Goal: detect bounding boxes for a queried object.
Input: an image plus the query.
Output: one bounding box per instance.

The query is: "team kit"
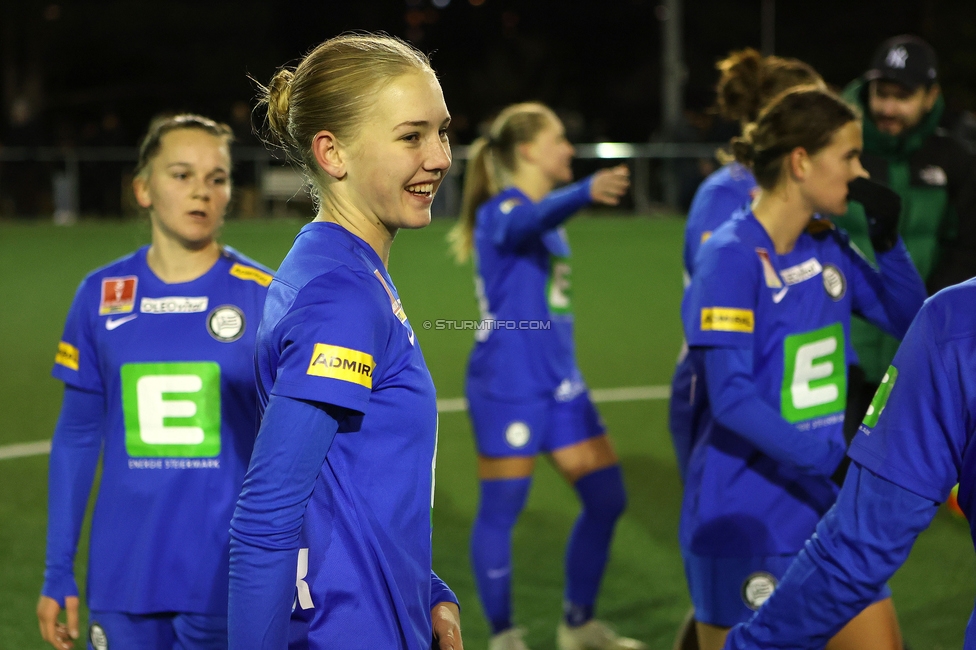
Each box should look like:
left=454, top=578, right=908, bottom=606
left=37, top=32, right=976, bottom=650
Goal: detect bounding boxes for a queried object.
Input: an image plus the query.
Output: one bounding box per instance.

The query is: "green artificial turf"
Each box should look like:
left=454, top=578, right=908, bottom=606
left=0, top=216, right=972, bottom=648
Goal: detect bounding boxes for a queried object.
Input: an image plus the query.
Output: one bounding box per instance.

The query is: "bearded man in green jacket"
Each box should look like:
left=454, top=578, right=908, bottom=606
left=837, top=35, right=976, bottom=439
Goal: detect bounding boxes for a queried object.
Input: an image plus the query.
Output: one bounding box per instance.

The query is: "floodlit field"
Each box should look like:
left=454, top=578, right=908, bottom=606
left=0, top=216, right=973, bottom=648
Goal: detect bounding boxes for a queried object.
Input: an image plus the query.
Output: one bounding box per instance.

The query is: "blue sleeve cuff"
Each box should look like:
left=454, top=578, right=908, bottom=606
left=430, top=570, right=459, bottom=611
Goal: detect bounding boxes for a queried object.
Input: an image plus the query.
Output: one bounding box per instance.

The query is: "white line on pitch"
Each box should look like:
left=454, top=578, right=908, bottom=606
left=435, top=384, right=670, bottom=414
left=0, top=384, right=671, bottom=461
left=0, top=440, right=52, bottom=461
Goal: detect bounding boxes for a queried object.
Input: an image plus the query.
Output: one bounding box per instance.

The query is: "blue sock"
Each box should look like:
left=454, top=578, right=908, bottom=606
left=471, top=476, right=532, bottom=635
left=564, top=465, right=627, bottom=626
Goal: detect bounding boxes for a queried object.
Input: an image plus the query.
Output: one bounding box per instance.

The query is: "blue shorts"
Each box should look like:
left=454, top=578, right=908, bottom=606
left=467, top=388, right=606, bottom=458
left=681, top=549, right=893, bottom=628
left=88, top=611, right=227, bottom=650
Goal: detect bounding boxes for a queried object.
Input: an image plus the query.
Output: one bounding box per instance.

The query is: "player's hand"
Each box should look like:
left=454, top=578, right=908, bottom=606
left=590, top=165, right=630, bottom=206
left=431, top=600, right=463, bottom=650
left=847, top=176, right=901, bottom=252
left=37, top=595, right=79, bottom=650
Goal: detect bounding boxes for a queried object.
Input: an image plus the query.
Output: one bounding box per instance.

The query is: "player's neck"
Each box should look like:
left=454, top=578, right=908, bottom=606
left=314, top=193, right=395, bottom=268
left=510, top=166, right=554, bottom=202
left=146, top=236, right=222, bottom=284
left=751, top=188, right=813, bottom=255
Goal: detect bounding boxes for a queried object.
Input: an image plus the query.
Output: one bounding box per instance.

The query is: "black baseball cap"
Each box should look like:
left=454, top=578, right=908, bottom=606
left=865, top=36, right=938, bottom=89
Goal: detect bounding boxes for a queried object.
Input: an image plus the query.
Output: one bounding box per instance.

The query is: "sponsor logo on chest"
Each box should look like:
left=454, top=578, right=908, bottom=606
left=140, top=296, right=209, bottom=314
left=778, top=258, right=823, bottom=286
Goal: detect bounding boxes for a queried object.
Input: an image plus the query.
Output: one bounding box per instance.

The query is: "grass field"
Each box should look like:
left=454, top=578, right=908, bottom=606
left=1, top=216, right=974, bottom=649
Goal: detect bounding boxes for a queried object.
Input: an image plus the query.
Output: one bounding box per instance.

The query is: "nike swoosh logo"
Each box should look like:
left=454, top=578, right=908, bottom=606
left=486, top=567, right=511, bottom=579
left=772, top=287, right=789, bottom=303
left=105, top=315, right=138, bottom=330
left=407, top=329, right=415, bottom=346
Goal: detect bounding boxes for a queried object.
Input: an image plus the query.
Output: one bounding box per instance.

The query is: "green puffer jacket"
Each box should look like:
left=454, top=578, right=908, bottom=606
left=834, top=78, right=976, bottom=383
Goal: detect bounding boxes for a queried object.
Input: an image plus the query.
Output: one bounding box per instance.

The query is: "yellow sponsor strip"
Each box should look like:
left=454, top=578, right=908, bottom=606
left=306, top=344, right=375, bottom=388
left=55, top=341, right=80, bottom=371
left=229, top=263, right=273, bottom=287
left=700, top=307, right=754, bottom=333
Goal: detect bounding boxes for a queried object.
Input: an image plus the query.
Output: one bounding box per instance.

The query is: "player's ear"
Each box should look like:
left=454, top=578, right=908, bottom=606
left=788, top=147, right=809, bottom=181
left=312, top=130, right=346, bottom=180
left=133, top=175, right=152, bottom=209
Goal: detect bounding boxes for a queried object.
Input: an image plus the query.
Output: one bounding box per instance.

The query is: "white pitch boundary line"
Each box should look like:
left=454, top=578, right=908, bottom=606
left=0, top=440, right=52, bottom=461
left=0, top=384, right=671, bottom=461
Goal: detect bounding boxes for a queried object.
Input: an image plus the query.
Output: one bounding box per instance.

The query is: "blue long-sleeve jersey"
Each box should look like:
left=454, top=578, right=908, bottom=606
left=670, top=163, right=757, bottom=481
left=466, top=177, right=594, bottom=402
left=44, top=246, right=271, bottom=615
left=725, top=279, right=976, bottom=649
left=680, top=209, right=926, bottom=557
left=229, top=222, right=455, bottom=649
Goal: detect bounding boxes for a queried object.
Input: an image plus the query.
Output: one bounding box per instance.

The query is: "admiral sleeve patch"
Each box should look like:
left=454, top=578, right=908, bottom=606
left=229, top=263, right=273, bottom=287
left=55, top=341, right=80, bottom=371
left=700, top=307, right=755, bottom=333
left=306, top=344, right=375, bottom=388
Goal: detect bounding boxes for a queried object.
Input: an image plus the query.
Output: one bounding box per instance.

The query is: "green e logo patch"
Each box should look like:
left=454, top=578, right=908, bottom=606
left=862, top=365, right=898, bottom=428
left=781, top=323, right=846, bottom=423
left=121, top=362, right=221, bottom=457
left=547, top=257, right=572, bottom=315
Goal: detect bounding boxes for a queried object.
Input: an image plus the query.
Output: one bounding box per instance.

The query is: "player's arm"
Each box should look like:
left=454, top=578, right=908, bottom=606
left=703, top=347, right=846, bottom=477
left=228, top=395, right=343, bottom=649
left=723, top=463, right=938, bottom=650
left=846, top=238, right=926, bottom=339
left=493, top=166, right=629, bottom=250
left=38, top=385, right=103, bottom=650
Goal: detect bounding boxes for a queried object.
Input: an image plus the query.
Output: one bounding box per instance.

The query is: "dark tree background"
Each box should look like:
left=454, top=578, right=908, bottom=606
left=3, top=0, right=975, bottom=145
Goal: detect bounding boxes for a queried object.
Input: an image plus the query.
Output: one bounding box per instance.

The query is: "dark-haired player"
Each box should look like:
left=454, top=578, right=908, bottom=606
left=680, top=87, right=925, bottom=650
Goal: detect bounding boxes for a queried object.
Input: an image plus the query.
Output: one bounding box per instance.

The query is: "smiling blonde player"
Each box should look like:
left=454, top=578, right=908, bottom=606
left=228, top=34, right=462, bottom=650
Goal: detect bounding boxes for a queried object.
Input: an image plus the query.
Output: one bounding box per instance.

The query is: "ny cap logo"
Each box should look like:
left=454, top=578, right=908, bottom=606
left=886, top=46, right=909, bottom=69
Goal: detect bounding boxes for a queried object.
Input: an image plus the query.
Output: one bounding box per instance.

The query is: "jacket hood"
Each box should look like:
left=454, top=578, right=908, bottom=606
left=843, top=77, right=944, bottom=157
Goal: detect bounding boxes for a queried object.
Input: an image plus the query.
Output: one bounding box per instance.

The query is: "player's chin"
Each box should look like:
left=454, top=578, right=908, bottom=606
left=397, top=207, right=433, bottom=230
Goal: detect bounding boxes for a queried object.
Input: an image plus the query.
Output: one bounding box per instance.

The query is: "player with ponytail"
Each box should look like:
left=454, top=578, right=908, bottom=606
left=451, top=102, right=640, bottom=650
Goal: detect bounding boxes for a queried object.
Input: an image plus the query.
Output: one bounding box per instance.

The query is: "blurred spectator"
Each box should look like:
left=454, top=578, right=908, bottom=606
left=834, top=35, right=976, bottom=440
